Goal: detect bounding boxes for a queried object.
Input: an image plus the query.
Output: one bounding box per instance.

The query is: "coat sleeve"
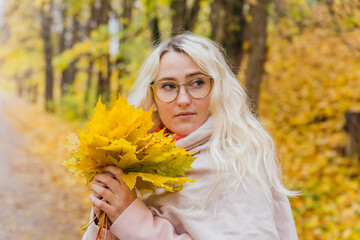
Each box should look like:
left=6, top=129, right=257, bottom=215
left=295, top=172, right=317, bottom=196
left=109, top=198, right=193, bottom=240
left=82, top=199, right=193, bottom=240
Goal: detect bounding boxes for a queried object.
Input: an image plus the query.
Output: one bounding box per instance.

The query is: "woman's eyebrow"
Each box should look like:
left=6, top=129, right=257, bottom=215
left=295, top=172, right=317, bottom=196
left=156, top=72, right=207, bottom=82
left=186, top=71, right=207, bottom=77
left=156, top=77, right=176, bottom=82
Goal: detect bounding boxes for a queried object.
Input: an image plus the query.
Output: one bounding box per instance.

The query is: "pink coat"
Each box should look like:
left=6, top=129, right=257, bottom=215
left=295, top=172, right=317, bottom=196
left=82, top=117, right=298, bottom=240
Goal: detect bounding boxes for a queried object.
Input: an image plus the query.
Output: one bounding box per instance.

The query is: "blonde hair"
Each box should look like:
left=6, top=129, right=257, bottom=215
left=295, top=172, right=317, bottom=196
left=127, top=32, right=297, bottom=200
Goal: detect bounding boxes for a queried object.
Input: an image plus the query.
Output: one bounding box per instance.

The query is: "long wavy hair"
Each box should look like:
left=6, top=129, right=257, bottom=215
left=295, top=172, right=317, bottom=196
left=127, top=32, right=297, bottom=200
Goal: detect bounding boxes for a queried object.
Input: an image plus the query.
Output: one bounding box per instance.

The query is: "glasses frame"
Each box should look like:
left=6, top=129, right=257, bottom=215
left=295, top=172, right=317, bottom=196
left=150, top=76, right=213, bottom=103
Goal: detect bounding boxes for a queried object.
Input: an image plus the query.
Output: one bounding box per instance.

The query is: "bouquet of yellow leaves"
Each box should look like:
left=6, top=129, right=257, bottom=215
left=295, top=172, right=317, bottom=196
left=63, top=96, right=196, bottom=239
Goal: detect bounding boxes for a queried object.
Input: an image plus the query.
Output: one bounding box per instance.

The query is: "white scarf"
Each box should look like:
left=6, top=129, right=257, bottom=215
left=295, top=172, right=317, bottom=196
left=141, top=116, right=298, bottom=240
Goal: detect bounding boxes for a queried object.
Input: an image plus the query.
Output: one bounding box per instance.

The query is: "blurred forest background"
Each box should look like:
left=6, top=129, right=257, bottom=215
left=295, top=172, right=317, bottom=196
left=0, top=0, right=360, bottom=239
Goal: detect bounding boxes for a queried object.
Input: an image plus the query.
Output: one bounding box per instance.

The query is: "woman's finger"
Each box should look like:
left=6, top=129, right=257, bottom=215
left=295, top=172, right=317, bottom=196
left=89, top=193, right=102, bottom=215
left=89, top=194, right=112, bottom=214
left=102, top=166, right=124, bottom=183
left=103, top=171, right=115, bottom=179
left=94, top=173, right=121, bottom=195
left=92, top=191, right=102, bottom=199
left=93, top=180, right=107, bottom=188
left=90, top=183, right=115, bottom=203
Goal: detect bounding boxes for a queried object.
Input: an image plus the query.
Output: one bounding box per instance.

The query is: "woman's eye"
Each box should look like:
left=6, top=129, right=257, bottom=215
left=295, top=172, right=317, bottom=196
left=190, top=79, right=205, bottom=87
left=161, top=82, right=177, bottom=90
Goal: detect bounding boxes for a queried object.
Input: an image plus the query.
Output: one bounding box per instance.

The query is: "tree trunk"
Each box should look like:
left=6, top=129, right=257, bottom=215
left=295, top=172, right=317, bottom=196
left=85, top=61, right=94, bottom=99
left=41, top=1, right=54, bottom=112
left=171, top=0, right=186, bottom=34
left=15, top=76, right=23, bottom=97
left=29, top=85, right=38, bottom=104
left=114, top=0, right=134, bottom=95
left=245, top=0, right=270, bottom=115
left=69, top=13, right=80, bottom=82
left=184, top=0, right=200, bottom=31
left=97, top=54, right=111, bottom=103
left=58, top=4, right=68, bottom=94
left=84, top=0, right=96, bottom=108
left=171, top=0, right=201, bottom=35
left=24, top=69, right=35, bottom=103
left=94, top=0, right=111, bottom=103
left=344, top=111, right=360, bottom=159
left=122, top=0, right=134, bottom=29
left=210, top=0, right=246, bottom=74
left=60, top=12, right=80, bottom=96
left=150, top=17, right=161, bottom=46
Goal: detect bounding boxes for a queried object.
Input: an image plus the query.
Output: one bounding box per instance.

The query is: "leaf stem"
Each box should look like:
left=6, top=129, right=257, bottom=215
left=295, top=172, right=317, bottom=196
left=82, top=211, right=102, bottom=230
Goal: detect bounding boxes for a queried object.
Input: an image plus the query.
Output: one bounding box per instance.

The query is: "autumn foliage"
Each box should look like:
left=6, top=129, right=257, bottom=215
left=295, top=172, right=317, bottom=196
left=259, top=27, right=360, bottom=239
left=1, top=0, right=360, bottom=239
left=64, top=96, right=196, bottom=193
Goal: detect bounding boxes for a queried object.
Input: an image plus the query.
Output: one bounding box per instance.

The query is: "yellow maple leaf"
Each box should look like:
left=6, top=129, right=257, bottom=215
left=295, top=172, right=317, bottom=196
left=121, top=172, right=196, bottom=193
left=65, top=132, right=79, bottom=152
left=63, top=95, right=196, bottom=192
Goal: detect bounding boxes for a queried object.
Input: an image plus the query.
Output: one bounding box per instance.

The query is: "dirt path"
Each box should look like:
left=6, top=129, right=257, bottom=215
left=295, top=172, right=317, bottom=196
left=0, top=95, right=90, bottom=240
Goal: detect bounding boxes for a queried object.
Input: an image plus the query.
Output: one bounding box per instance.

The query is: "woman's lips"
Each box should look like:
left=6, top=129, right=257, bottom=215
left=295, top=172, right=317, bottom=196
left=175, top=112, right=195, bottom=118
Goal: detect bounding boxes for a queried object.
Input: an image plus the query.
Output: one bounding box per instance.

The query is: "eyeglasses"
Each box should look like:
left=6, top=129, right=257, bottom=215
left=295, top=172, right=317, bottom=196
left=150, top=76, right=213, bottom=103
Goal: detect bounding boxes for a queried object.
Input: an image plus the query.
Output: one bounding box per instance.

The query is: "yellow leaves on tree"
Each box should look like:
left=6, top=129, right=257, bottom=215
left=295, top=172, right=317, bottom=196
left=63, top=96, right=196, bottom=193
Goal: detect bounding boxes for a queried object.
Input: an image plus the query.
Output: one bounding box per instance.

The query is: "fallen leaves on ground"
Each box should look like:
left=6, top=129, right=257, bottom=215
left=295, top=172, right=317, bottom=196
left=260, top=28, right=360, bottom=239
left=1, top=94, right=91, bottom=238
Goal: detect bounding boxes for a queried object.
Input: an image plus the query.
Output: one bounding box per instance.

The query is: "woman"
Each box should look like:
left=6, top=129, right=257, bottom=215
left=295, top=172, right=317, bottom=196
left=83, top=32, right=298, bottom=239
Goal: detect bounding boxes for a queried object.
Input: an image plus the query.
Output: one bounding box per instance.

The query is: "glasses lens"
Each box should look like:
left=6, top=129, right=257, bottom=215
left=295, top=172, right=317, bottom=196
left=187, top=77, right=212, bottom=99
left=154, top=82, right=178, bottom=102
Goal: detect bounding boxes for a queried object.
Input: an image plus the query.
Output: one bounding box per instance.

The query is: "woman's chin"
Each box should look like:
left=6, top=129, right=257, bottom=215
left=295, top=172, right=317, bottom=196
left=172, top=125, right=198, bottom=136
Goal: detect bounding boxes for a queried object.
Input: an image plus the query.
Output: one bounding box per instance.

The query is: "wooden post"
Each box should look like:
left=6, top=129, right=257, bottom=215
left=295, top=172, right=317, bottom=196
left=344, top=111, right=360, bottom=159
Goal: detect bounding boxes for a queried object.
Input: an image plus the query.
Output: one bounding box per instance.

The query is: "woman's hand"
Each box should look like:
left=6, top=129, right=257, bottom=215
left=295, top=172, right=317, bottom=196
left=89, top=166, right=137, bottom=224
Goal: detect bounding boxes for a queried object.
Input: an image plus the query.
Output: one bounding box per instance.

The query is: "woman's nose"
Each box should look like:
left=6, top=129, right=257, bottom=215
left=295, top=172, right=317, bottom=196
left=176, top=85, right=191, bottom=107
